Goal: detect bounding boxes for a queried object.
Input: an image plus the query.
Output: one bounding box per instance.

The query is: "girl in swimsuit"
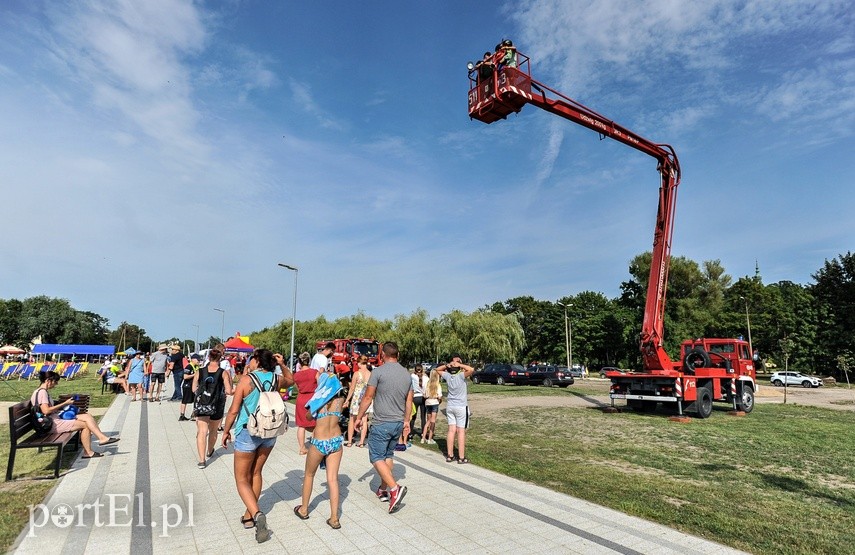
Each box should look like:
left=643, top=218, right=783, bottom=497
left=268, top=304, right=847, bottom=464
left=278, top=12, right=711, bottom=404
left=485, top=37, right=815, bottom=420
left=294, top=371, right=350, bottom=529
left=343, top=355, right=371, bottom=447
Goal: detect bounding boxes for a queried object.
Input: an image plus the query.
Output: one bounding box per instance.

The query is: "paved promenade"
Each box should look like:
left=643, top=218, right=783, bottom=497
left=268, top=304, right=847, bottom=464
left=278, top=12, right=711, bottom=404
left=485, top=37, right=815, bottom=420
left=11, top=392, right=746, bottom=554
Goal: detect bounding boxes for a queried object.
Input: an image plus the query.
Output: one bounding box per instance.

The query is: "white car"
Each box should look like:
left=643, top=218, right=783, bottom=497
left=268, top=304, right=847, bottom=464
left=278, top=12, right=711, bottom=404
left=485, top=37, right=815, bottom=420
left=770, top=371, right=822, bottom=388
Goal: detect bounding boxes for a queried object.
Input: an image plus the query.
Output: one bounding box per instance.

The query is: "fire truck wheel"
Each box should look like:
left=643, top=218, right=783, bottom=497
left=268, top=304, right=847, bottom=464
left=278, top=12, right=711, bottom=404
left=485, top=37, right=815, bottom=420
left=696, top=386, right=713, bottom=419
left=737, top=384, right=755, bottom=413
left=684, top=348, right=711, bottom=373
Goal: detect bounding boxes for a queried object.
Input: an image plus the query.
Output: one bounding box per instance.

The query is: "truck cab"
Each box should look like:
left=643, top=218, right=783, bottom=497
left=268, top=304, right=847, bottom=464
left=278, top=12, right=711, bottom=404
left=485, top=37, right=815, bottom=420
left=679, top=338, right=755, bottom=378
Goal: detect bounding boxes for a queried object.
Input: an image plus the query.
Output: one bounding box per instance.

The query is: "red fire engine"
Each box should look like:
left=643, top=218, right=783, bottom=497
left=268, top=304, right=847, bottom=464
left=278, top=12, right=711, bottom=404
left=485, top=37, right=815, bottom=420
left=468, top=49, right=756, bottom=418
left=315, top=338, right=382, bottom=375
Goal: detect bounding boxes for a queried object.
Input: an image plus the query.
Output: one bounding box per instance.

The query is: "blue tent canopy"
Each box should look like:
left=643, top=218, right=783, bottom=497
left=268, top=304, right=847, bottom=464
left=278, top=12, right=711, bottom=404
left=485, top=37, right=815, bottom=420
left=31, top=344, right=116, bottom=355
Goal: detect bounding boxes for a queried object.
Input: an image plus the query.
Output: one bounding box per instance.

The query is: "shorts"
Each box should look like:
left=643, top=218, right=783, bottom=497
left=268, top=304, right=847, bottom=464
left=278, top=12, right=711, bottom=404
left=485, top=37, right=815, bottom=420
left=367, top=421, right=403, bottom=464
left=150, top=373, right=165, bottom=384
left=446, top=406, right=470, bottom=428
left=181, top=384, right=195, bottom=404
left=233, top=427, right=276, bottom=453
left=425, top=404, right=440, bottom=414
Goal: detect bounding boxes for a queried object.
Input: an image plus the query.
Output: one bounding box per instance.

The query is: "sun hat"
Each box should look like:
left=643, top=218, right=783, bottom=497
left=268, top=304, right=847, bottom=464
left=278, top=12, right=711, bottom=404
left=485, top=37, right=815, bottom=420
left=170, top=344, right=180, bottom=351
left=157, top=343, right=167, bottom=351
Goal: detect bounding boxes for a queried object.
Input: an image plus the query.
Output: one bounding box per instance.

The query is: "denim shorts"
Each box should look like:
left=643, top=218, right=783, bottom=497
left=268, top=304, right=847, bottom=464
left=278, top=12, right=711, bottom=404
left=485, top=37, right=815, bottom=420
left=233, top=427, right=276, bottom=453
left=368, top=421, right=403, bottom=464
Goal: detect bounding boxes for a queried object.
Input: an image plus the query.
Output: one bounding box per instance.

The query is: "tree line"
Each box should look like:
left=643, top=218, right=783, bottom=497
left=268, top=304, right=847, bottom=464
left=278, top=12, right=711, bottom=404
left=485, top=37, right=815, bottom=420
left=3, top=251, right=853, bottom=375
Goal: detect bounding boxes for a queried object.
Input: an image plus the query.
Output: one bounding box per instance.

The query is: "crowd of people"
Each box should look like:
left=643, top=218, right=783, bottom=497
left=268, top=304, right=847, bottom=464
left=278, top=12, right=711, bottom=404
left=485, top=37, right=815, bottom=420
left=55, top=340, right=476, bottom=544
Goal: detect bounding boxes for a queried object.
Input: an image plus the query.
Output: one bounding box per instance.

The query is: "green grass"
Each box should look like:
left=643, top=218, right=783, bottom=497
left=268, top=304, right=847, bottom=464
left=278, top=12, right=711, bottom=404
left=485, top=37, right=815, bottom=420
left=424, top=399, right=855, bottom=555
left=0, top=366, right=115, bottom=408
left=0, top=366, right=115, bottom=552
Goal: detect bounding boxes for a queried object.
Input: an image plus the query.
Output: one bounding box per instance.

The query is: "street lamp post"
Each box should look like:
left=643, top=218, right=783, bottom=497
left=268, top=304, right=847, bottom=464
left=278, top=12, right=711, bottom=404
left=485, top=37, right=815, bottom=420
left=740, top=296, right=753, bottom=355
left=213, top=308, right=225, bottom=344
left=557, top=302, right=573, bottom=374
left=278, top=263, right=298, bottom=368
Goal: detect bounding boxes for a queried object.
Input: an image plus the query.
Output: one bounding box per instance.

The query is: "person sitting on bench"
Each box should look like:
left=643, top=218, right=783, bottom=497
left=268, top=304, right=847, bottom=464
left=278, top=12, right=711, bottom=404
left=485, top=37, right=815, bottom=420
left=32, top=371, right=120, bottom=459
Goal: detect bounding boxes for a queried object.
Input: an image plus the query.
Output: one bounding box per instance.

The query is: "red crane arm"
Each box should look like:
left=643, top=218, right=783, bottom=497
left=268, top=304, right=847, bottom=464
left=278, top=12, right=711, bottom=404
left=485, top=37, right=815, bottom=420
left=468, top=58, right=680, bottom=372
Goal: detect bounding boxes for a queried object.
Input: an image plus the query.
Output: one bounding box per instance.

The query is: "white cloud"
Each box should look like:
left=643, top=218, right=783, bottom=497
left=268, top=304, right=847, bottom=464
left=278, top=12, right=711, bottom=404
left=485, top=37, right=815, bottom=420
left=512, top=0, right=853, bottom=140
left=289, top=78, right=346, bottom=130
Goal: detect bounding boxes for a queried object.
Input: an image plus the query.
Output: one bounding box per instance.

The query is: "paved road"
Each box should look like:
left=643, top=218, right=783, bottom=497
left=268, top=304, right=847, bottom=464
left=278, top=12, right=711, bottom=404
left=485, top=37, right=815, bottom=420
left=11, top=391, right=746, bottom=554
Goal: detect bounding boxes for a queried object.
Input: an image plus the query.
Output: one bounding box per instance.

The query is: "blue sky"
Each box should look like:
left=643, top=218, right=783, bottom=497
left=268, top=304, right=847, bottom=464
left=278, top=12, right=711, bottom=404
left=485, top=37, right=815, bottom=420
left=1, top=0, right=852, bottom=342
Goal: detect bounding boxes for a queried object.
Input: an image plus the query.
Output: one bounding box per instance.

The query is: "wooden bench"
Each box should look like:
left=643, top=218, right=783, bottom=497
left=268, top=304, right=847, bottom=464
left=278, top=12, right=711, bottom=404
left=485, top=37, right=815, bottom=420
left=6, top=393, right=91, bottom=481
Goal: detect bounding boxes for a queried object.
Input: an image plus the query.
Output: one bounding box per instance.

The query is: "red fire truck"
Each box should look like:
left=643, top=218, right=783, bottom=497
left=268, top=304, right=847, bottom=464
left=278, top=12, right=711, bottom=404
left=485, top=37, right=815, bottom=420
left=468, top=50, right=756, bottom=418
left=315, top=338, right=382, bottom=375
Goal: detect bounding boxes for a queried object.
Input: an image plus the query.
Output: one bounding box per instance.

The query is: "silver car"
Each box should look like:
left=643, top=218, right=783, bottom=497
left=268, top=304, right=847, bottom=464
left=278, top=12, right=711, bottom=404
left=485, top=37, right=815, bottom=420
left=770, top=371, right=822, bottom=388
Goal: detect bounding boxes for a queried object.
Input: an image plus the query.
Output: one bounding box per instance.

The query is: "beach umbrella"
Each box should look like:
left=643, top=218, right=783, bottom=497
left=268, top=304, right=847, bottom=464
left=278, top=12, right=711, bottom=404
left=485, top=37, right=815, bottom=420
left=0, top=345, right=26, bottom=355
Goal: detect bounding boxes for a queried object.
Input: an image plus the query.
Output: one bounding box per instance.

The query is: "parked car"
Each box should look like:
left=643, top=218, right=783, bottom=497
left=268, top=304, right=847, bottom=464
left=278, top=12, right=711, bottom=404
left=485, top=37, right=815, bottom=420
left=566, top=365, right=585, bottom=378
left=531, top=365, right=574, bottom=387
left=472, top=363, right=530, bottom=385
left=599, top=366, right=620, bottom=378
left=770, top=371, right=823, bottom=388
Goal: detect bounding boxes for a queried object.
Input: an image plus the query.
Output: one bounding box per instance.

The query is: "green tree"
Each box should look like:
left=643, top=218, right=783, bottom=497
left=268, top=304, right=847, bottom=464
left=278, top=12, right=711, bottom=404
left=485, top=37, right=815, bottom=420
left=810, top=252, right=855, bottom=375
left=393, top=309, right=435, bottom=364
left=108, top=322, right=153, bottom=352
left=489, top=296, right=555, bottom=363
left=0, top=298, right=23, bottom=345
left=16, top=296, right=110, bottom=345
left=437, top=309, right=524, bottom=364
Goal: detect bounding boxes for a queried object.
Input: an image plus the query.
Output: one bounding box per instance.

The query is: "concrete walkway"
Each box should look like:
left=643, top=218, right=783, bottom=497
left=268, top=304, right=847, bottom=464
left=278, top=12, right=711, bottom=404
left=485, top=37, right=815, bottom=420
left=11, top=391, right=746, bottom=555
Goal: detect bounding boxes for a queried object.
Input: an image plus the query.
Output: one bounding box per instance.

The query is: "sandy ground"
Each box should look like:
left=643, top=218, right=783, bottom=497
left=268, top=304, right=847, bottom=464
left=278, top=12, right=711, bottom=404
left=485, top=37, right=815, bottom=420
left=468, top=378, right=855, bottom=415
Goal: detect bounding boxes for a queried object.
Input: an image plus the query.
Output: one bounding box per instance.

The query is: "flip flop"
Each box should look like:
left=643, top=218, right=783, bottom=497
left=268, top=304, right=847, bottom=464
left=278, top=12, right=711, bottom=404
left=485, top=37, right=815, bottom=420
left=82, top=452, right=103, bottom=459
left=254, top=511, right=271, bottom=543
left=445, top=455, right=455, bottom=463
left=326, top=518, right=341, bottom=529
left=240, top=515, right=255, bottom=529
left=293, top=505, right=309, bottom=520
left=101, top=437, right=120, bottom=446
left=458, top=457, right=470, bottom=464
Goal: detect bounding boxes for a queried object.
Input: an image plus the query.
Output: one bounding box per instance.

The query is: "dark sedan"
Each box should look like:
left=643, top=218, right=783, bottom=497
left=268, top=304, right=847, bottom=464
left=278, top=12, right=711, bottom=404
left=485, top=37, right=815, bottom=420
left=530, top=365, right=574, bottom=387
left=472, top=363, right=531, bottom=385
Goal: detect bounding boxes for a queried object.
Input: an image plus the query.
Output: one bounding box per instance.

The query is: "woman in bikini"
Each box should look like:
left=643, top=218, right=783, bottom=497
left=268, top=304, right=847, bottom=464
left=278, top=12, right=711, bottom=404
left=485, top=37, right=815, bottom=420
left=293, top=371, right=349, bottom=529
left=343, top=355, right=371, bottom=447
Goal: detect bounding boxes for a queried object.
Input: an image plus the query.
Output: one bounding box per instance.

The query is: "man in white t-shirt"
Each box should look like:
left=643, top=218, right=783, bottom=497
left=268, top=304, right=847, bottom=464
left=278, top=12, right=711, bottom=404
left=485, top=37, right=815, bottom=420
left=311, top=342, right=335, bottom=371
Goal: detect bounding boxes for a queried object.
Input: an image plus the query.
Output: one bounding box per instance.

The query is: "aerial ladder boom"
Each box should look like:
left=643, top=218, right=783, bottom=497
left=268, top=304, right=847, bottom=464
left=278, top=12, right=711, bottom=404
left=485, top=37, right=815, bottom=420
left=468, top=53, right=680, bottom=373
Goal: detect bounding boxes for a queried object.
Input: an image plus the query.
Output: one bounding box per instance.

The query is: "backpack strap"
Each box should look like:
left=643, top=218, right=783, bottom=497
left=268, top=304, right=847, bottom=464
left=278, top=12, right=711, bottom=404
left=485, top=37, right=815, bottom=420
left=248, top=372, right=274, bottom=392
left=241, top=372, right=273, bottom=420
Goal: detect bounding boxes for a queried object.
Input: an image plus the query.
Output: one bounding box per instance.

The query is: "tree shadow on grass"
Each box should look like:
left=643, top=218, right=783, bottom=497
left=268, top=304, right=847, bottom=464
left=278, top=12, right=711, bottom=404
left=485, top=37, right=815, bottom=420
left=760, top=472, right=855, bottom=508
